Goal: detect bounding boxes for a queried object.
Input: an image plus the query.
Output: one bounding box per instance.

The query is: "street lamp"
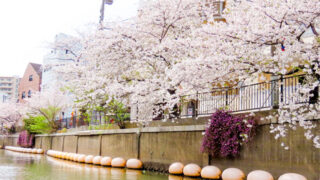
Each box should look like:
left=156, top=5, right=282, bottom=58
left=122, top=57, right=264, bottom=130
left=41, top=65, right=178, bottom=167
left=99, top=0, right=113, bottom=26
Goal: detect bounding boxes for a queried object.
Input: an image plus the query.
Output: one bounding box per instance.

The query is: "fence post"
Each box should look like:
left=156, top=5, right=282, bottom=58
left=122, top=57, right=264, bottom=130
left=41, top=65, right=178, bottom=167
left=239, top=86, right=243, bottom=110
left=73, top=116, right=76, bottom=128
left=178, top=96, right=182, bottom=119
left=271, top=75, right=279, bottom=109
left=280, top=75, right=284, bottom=103
left=225, top=89, right=229, bottom=107
left=195, top=92, right=199, bottom=118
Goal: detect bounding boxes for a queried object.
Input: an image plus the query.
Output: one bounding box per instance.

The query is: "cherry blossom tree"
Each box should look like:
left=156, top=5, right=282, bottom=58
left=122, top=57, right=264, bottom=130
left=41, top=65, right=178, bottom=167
left=56, top=0, right=319, bottom=146
left=0, top=102, right=23, bottom=134
left=24, top=89, right=72, bottom=131
left=183, top=0, right=320, bottom=148
left=61, top=0, right=217, bottom=123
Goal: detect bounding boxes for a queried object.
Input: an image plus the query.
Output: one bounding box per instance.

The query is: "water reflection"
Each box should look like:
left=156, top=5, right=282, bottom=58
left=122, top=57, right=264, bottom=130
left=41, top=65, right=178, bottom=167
left=168, top=175, right=184, bottom=180
left=168, top=175, right=199, bottom=180
left=0, top=150, right=168, bottom=180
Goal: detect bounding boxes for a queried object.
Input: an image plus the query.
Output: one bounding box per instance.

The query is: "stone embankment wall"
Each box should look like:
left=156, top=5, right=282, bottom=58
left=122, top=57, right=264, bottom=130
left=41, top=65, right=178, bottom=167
left=0, top=122, right=319, bottom=179
left=0, top=135, right=18, bottom=147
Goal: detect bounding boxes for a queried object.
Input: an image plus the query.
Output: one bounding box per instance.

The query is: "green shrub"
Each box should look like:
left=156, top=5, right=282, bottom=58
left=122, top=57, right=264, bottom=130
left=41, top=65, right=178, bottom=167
left=59, top=128, right=67, bottom=133
left=23, top=115, right=53, bottom=134
left=106, top=99, right=130, bottom=129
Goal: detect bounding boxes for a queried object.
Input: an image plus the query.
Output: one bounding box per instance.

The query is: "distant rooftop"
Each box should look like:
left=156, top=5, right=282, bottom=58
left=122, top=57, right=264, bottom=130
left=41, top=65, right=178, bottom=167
left=29, top=63, right=42, bottom=77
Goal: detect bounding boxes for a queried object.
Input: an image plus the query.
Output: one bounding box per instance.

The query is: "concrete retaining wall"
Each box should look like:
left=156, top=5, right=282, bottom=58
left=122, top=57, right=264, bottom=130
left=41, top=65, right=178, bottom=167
left=34, top=137, right=42, bottom=148
left=52, top=136, right=64, bottom=151
left=78, top=135, right=101, bottom=155
left=101, top=133, right=138, bottom=159
left=1, top=136, right=18, bottom=147
left=140, top=131, right=207, bottom=171
left=41, top=136, right=52, bottom=152
left=209, top=124, right=320, bottom=179
left=1, top=122, right=319, bottom=179
left=63, top=136, right=77, bottom=153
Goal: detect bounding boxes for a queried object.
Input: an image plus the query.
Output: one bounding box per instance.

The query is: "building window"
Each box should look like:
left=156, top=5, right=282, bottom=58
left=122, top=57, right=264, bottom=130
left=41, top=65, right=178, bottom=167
left=201, top=0, right=225, bottom=21
left=66, top=50, right=69, bottom=54
left=28, top=90, right=32, bottom=98
left=22, top=92, right=25, bottom=99
left=29, top=75, right=33, bottom=81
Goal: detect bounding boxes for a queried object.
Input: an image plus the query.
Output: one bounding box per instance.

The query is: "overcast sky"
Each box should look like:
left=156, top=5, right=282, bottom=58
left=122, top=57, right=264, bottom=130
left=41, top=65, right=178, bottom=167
left=0, top=0, right=139, bottom=77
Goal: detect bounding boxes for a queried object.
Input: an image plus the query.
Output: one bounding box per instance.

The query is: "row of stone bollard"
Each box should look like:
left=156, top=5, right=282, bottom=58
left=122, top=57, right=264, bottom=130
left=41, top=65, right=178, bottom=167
left=5, top=146, right=44, bottom=154
left=46, top=150, right=143, bottom=169
left=168, top=162, right=307, bottom=180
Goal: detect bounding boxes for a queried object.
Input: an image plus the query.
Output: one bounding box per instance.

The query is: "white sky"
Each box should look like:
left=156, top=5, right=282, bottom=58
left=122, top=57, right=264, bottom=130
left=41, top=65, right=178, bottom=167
left=0, top=0, right=139, bottom=77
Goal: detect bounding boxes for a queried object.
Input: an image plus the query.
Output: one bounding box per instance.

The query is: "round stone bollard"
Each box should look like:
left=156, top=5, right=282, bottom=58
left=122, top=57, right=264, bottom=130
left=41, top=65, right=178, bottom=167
left=37, top=149, right=43, bottom=154
left=63, top=153, right=69, bottom=159
left=278, top=173, right=307, bottom=180
left=100, top=157, right=112, bottom=166
left=52, top=151, right=58, bottom=157
left=57, top=152, right=63, bottom=159
left=169, top=162, right=184, bottom=175
left=183, top=164, right=201, bottom=177
left=247, top=170, right=274, bottom=180
left=85, top=155, right=94, bottom=164
left=46, top=150, right=52, bottom=156
left=126, top=159, right=143, bottom=169
left=111, top=157, right=126, bottom=168
left=93, top=156, right=102, bottom=165
left=66, top=153, right=72, bottom=160
left=221, top=168, right=245, bottom=180
left=201, top=166, right=221, bottom=179
left=70, top=153, right=76, bottom=161
left=77, top=154, right=86, bottom=163
left=73, top=154, right=80, bottom=161
left=67, top=153, right=73, bottom=160
left=61, top=152, right=67, bottom=159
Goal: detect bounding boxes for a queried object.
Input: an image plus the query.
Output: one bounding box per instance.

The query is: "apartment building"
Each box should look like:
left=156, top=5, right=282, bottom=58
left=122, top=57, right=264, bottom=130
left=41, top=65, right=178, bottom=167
left=0, top=76, right=20, bottom=101
left=0, top=92, right=9, bottom=103
left=42, top=33, right=81, bottom=90
left=42, top=33, right=81, bottom=119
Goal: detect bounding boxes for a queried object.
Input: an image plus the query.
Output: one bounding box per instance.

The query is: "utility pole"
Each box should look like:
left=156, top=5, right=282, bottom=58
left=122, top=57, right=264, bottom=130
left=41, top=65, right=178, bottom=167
left=99, top=0, right=113, bottom=27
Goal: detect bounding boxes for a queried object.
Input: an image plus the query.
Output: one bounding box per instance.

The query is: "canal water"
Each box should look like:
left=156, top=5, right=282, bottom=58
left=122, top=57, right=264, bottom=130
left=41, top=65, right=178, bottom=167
left=0, top=150, right=173, bottom=180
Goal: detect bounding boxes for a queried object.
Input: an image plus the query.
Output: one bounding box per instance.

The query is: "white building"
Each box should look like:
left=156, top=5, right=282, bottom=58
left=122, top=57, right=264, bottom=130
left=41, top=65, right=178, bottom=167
left=0, top=92, right=9, bottom=103
left=42, top=33, right=82, bottom=119
left=42, top=33, right=81, bottom=90
left=0, top=76, right=20, bottom=101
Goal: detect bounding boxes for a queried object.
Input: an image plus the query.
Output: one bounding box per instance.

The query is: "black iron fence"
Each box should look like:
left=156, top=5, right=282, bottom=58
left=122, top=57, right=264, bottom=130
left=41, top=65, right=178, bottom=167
left=180, top=75, right=316, bottom=117
left=56, top=113, right=131, bottom=130
left=55, top=116, right=87, bottom=130
left=57, top=75, right=318, bottom=129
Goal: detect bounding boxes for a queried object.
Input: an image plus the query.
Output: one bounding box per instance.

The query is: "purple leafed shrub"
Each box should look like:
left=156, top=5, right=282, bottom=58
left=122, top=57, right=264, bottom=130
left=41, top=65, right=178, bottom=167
left=201, top=110, right=256, bottom=157
left=17, top=130, right=34, bottom=148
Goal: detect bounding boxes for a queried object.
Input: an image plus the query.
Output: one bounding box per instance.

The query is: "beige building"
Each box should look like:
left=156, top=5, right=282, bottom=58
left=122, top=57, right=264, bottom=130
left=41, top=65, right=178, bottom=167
left=0, top=76, right=20, bottom=101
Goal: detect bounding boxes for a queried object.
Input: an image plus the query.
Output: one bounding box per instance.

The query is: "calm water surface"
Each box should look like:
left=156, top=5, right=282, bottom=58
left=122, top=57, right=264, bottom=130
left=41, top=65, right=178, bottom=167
left=0, top=150, right=173, bottom=180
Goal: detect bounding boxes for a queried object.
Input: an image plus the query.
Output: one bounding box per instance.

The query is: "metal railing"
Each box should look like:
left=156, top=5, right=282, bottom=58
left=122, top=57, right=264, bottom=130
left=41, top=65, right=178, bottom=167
left=180, top=75, right=317, bottom=117
left=56, top=75, right=318, bottom=129
left=56, top=116, right=87, bottom=130
left=56, top=113, right=131, bottom=130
